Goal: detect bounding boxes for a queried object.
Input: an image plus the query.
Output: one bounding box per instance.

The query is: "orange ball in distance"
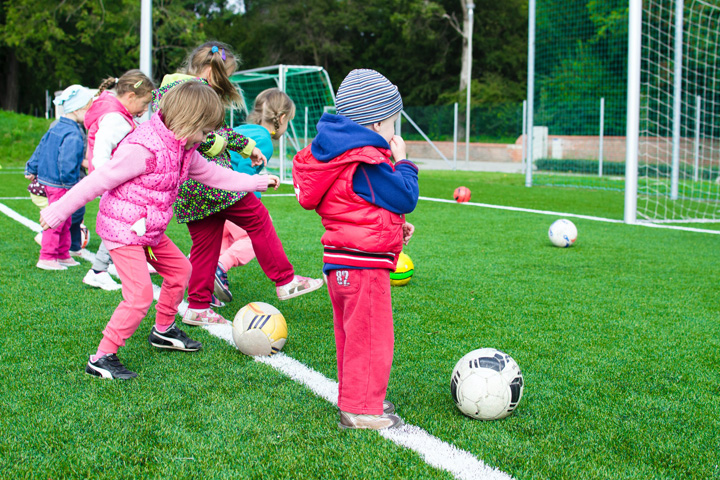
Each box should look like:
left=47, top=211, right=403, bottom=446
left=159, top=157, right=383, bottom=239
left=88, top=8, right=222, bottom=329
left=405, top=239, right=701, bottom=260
left=453, top=186, right=471, bottom=203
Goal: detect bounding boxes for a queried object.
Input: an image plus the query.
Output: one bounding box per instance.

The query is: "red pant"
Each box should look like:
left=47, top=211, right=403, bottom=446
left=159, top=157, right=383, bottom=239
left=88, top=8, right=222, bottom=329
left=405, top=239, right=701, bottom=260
left=328, top=268, right=394, bottom=415
left=186, top=193, right=294, bottom=310
left=98, top=235, right=190, bottom=354
left=40, top=186, right=71, bottom=260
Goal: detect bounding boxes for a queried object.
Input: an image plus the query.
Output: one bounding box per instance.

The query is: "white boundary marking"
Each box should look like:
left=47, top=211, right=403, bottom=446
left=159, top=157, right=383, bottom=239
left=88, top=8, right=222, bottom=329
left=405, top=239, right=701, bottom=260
left=0, top=201, right=513, bottom=480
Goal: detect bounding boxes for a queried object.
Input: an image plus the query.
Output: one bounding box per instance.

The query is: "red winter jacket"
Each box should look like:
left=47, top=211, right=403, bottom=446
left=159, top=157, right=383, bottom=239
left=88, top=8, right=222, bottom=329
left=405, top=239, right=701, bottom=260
left=293, top=144, right=404, bottom=270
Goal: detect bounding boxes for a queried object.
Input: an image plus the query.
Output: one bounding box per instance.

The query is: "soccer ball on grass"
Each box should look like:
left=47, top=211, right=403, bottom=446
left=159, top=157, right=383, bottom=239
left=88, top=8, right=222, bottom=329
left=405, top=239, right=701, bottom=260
left=232, top=302, right=287, bottom=356
left=548, top=219, right=577, bottom=248
left=450, top=348, right=524, bottom=420
left=390, top=251, right=414, bottom=286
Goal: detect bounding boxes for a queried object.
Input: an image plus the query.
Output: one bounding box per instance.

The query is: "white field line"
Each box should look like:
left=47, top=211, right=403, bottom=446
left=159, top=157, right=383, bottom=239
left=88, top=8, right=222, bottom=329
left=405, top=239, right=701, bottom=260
left=419, top=196, right=720, bottom=235
left=1, top=201, right=514, bottom=480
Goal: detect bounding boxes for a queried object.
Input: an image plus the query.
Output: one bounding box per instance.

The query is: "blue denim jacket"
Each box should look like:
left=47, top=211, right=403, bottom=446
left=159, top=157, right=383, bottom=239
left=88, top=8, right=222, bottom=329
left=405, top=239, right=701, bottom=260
left=25, top=117, right=85, bottom=189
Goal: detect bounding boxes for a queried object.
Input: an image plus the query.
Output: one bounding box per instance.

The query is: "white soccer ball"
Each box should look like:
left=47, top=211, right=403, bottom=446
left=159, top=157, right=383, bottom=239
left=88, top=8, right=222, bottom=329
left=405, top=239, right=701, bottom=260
left=548, top=219, right=577, bottom=247
left=450, top=348, right=524, bottom=420
left=232, top=302, right=287, bottom=356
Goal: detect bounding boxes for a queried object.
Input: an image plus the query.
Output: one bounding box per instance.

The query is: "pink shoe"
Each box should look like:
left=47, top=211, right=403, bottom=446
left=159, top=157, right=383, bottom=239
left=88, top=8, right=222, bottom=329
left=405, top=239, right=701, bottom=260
left=58, top=257, right=81, bottom=267
left=36, top=259, right=67, bottom=271
left=276, top=275, right=324, bottom=301
left=181, top=308, right=228, bottom=326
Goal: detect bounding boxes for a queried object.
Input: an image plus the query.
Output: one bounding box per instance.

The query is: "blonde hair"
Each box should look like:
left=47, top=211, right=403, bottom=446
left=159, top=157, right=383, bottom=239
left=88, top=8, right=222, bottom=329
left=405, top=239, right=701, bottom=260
left=182, top=41, right=244, bottom=111
left=159, top=81, right=224, bottom=140
left=246, top=88, right=296, bottom=135
left=97, top=69, right=155, bottom=98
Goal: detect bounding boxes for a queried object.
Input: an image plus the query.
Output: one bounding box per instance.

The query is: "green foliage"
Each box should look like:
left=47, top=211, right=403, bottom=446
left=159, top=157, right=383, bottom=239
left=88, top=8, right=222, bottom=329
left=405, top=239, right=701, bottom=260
left=0, top=109, right=51, bottom=168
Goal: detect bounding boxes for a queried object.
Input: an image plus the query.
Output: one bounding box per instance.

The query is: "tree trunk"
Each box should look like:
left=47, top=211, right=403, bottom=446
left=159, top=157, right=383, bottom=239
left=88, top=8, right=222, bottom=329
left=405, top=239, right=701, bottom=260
left=459, top=0, right=472, bottom=92
left=1, top=49, right=19, bottom=112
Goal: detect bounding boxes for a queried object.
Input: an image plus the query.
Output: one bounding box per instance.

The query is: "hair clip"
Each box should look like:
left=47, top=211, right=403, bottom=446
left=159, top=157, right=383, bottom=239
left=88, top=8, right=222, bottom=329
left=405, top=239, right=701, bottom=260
left=221, top=48, right=226, bottom=61
left=115, top=77, right=119, bottom=83
left=134, top=80, right=143, bottom=88
left=211, top=46, right=219, bottom=53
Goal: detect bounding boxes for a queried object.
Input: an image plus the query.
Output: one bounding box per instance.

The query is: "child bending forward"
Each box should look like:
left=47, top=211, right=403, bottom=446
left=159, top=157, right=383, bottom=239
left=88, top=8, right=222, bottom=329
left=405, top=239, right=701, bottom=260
left=293, top=69, right=418, bottom=430
left=40, top=81, right=278, bottom=379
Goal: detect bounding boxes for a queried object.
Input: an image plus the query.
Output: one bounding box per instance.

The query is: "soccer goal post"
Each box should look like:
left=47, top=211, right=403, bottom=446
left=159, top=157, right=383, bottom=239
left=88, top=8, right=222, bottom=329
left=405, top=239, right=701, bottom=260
left=229, top=65, right=336, bottom=183
left=627, top=0, right=720, bottom=224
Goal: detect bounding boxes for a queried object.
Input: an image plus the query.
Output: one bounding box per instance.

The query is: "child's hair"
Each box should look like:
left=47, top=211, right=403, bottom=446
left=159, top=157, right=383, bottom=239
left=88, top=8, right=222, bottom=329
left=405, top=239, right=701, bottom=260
left=97, top=69, right=155, bottom=98
left=159, top=81, right=224, bottom=139
left=246, top=88, right=296, bottom=134
left=182, top=41, right=244, bottom=111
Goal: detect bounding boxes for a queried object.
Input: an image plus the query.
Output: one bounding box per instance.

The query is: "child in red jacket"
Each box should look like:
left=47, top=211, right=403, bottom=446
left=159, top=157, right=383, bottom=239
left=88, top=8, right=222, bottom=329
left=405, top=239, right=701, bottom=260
left=293, top=69, right=418, bottom=430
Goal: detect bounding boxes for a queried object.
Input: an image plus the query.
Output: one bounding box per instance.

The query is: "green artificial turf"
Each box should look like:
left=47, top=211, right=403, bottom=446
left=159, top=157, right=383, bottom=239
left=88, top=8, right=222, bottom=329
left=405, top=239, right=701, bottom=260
left=1, top=167, right=719, bottom=479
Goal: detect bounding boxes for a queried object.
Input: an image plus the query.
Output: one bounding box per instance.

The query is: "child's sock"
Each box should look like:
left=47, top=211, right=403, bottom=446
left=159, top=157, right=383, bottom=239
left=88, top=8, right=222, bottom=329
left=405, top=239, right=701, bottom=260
left=154, top=323, right=171, bottom=333
left=91, top=350, right=110, bottom=363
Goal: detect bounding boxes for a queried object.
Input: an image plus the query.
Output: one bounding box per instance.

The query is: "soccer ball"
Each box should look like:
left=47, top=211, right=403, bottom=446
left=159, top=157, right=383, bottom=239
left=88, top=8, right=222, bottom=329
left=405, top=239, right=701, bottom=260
left=548, top=219, right=577, bottom=248
left=80, top=223, right=90, bottom=249
left=453, top=186, right=471, bottom=203
left=232, top=302, right=287, bottom=356
left=390, top=251, right=414, bottom=286
left=450, top=348, right=524, bottom=420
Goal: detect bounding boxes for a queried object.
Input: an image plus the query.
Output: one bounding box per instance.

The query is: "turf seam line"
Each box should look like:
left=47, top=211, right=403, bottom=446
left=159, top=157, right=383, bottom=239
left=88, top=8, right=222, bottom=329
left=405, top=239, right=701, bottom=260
left=2, top=201, right=515, bottom=480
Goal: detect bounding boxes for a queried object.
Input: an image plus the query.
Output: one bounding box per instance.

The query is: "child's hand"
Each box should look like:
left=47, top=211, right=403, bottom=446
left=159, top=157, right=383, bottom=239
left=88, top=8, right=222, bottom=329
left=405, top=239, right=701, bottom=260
left=402, top=222, right=414, bottom=245
left=25, top=174, right=36, bottom=181
left=389, top=135, right=407, bottom=162
left=39, top=214, right=50, bottom=231
left=250, top=148, right=267, bottom=168
left=267, top=175, right=280, bottom=190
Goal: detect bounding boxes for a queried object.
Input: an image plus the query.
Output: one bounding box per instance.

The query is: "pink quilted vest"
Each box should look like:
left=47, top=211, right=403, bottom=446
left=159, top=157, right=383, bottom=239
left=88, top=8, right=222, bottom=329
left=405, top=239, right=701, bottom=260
left=95, top=112, right=194, bottom=246
left=84, top=91, right=135, bottom=173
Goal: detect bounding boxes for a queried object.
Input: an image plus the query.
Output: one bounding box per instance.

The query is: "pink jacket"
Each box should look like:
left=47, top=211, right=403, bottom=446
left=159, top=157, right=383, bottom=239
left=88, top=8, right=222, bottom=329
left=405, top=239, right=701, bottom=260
left=41, top=112, right=269, bottom=249
left=84, top=92, right=135, bottom=172
left=293, top=145, right=404, bottom=270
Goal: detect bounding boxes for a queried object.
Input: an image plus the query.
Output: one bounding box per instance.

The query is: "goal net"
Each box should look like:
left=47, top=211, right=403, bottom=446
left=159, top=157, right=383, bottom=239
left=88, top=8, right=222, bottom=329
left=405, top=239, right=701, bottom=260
left=528, top=0, right=720, bottom=225
left=229, top=65, right=336, bottom=182
left=637, top=0, right=720, bottom=223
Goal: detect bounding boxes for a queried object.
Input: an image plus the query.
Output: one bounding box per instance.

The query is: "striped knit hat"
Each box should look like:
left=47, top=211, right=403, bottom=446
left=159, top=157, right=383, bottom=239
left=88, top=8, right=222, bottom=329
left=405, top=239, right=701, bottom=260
left=335, top=69, right=403, bottom=126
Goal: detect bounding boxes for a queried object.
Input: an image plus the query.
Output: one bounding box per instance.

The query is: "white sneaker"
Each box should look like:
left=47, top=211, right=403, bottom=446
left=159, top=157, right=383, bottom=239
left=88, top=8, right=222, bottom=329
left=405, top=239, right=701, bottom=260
left=34, top=232, right=43, bottom=246
left=181, top=308, right=228, bottom=326
left=83, top=270, right=122, bottom=291
left=107, top=264, right=118, bottom=276
left=36, top=259, right=67, bottom=271
left=57, top=257, right=81, bottom=267
left=276, top=275, right=324, bottom=301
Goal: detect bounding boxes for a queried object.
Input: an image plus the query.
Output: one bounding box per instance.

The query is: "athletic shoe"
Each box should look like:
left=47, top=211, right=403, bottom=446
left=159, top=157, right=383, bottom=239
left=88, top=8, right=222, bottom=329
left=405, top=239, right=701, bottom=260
left=70, top=249, right=90, bottom=258
left=148, top=322, right=202, bottom=351
left=33, top=232, right=42, bottom=246
left=276, top=275, right=324, bottom=301
left=338, top=411, right=404, bottom=430
left=83, top=270, right=122, bottom=291
left=85, top=354, right=138, bottom=380
left=210, top=294, right=226, bottom=309
left=36, top=259, right=67, bottom=271
left=383, top=400, right=395, bottom=414
left=58, top=257, right=80, bottom=267
left=213, top=265, right=233, bottom=303
left=181, top=308, right=228, bottom=326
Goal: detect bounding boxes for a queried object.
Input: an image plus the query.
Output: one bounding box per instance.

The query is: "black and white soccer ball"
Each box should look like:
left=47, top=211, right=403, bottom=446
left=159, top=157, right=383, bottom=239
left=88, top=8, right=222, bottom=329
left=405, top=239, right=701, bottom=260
left=450, top=348, right=524, bottom=420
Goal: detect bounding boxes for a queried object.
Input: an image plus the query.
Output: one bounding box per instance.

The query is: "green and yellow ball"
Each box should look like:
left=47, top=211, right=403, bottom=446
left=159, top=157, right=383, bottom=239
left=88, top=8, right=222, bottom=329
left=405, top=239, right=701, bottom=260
left=390, top=251, right=414, bottom=287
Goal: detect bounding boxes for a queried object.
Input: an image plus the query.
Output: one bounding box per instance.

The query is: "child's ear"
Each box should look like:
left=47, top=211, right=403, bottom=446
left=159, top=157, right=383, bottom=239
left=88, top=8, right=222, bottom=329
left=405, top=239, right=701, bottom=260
left=370, top=121, right=382, bottom=133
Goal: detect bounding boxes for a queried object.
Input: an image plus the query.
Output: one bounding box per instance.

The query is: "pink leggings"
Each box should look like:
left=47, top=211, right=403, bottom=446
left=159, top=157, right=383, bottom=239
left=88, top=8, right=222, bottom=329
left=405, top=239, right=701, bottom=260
left=98, top=235, right=190, bottom=354
left=40, top=186, right=71, bottom=260
left=327, top=268, right=394, bottom=415
left=218, top=220, right=256, bottom=270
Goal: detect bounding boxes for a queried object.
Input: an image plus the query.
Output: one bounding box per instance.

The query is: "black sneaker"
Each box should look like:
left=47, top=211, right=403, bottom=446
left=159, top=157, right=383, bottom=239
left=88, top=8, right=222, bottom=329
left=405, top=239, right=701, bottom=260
left=85, top=354, right=138, bottom=380
left=213, top=265, right=233, bottom=303
left=148, top=322, right=202, bottom=351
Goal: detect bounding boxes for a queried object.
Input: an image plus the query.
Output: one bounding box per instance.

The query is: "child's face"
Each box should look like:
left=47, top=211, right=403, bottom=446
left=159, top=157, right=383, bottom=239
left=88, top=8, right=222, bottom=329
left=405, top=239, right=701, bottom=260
left=372, top=113, right=400, bottom=143
left=184, top=127, right=213, bottom=150
left=126, top=93, right=152, bottom=118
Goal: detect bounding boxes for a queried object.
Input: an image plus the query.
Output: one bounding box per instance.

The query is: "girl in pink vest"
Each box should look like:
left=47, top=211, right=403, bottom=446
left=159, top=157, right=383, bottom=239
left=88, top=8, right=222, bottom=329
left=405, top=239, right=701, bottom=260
left=40, top=81, right=279, bottom=380
left=83, top=70, right=156, bottom=291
